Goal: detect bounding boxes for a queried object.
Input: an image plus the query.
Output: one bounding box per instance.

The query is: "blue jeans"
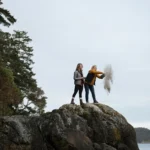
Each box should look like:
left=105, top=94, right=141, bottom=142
left=84, top=83, right=96, bottom=102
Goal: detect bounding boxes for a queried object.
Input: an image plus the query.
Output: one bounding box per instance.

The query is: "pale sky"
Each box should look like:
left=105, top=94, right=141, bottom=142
left=2, top=0, right=150, bottom=129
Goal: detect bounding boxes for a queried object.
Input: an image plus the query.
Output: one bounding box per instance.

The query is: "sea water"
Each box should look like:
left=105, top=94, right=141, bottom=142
left=138, top=144, right=150, bottom=150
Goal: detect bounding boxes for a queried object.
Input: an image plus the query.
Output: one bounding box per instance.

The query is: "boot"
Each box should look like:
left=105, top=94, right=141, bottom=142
left=71, top=98, right=75, bottom=104
left=86, top=100, right=89, bottom=103
left=80, top=99, right=84, bottom=106
left=93, top=100, right=99, bottom=103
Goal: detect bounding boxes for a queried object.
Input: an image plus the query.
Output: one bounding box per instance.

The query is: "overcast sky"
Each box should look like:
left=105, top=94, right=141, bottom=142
left=2, top=0, right=150, bottom=129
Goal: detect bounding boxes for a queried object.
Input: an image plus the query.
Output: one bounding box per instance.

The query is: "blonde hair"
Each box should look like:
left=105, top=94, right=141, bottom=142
left=91, top=65, right=97, bottom=70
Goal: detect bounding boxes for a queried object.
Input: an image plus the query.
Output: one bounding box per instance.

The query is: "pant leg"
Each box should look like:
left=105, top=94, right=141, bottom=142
left=72, top=85, right=79, bottom=98
left=84, top=83, right=89, bottom=102
left=89, top=85, right=96, bottom=102
left=78, top=85, right=83, bottom=98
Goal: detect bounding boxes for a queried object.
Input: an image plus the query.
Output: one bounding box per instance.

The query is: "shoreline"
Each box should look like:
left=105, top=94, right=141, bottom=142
left=138, top=143, right=150, bottom=144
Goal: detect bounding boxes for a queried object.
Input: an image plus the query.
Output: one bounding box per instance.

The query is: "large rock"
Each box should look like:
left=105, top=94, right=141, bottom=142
left=0, top=103, right=139, bottom=150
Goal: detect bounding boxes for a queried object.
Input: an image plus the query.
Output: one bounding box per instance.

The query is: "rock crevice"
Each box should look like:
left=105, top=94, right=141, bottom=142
left=0, top=103, right=139, bottom=150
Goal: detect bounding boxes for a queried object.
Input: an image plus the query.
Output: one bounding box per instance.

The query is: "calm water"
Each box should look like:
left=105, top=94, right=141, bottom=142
left=138, top=144, right=150, bottom=150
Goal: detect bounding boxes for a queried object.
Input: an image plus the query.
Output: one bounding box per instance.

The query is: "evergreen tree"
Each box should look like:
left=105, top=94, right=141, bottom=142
left=0, top=30, right=47, bottom=115
left=0, top=65, right=22, bottom=115
left=0, top=1, right=19, bottom=115
left=0, top=0, right=16, bottom=26
left=0, top=1, right=47, bottom=115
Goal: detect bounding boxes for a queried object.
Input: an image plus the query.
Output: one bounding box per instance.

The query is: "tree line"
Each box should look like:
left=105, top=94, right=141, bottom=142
left=135, top=127, right=150, bottom=143
left=0, top=0, right=47, bottom=116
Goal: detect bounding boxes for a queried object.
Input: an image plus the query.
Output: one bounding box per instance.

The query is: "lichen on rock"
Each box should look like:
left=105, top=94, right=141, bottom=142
left=0, top=103, right=139, bottom=150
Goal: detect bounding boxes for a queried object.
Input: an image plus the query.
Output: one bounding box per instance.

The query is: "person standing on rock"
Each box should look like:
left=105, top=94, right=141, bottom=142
left=71, top=63, right=85, bottom=105
left=84, top=65, right=105, bottom=103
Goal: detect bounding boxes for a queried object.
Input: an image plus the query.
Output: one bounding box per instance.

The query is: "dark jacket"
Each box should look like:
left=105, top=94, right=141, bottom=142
left=85, top=69, right=104, bottom=85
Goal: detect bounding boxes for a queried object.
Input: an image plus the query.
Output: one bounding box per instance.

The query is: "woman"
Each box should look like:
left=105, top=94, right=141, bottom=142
left=71, top=63, right=85, bottom=105
left=84, top=65, right=105, bottom=103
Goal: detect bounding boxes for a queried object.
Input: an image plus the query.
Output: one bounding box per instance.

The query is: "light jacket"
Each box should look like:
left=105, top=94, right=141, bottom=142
left=74, top=70, right=84, bottom=86
left=85, top=69, right=104, bottom=85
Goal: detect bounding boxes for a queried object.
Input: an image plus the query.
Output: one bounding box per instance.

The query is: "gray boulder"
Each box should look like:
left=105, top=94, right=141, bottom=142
left=0, top=103, right=139, bottom=150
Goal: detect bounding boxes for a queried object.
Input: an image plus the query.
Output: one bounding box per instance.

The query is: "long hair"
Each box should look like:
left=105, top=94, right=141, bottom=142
left=75, top=63, right=83, bottom=76
left=76, top=63, right=82, bottom=71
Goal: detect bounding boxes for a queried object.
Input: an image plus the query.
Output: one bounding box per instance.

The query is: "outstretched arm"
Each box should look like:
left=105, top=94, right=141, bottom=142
left=89, top=70, right=104, bottom=74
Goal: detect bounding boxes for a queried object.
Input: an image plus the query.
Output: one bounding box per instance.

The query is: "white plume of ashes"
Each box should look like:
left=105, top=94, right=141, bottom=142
left=104, top=65, right=113, bottom=93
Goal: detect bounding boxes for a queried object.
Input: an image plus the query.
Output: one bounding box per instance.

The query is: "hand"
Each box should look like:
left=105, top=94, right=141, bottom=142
left=100, top=74, right=105, bottom=79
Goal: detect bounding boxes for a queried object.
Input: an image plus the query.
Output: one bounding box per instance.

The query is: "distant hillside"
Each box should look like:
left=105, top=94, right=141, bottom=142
left=135, top=127, right=150, bottom=143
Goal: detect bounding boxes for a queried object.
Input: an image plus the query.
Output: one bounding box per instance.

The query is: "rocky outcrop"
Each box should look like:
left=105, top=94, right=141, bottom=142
left=0, top=103, right=139, bottom=150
